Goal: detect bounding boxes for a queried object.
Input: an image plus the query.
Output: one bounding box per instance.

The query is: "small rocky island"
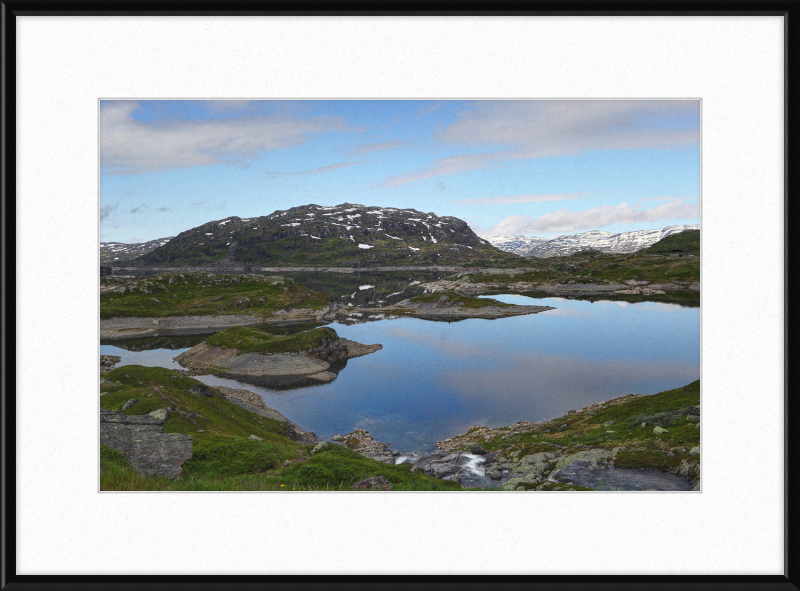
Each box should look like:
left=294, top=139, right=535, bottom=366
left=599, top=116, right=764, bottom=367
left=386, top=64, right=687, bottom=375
left=174, top=326, right=382, bottom=387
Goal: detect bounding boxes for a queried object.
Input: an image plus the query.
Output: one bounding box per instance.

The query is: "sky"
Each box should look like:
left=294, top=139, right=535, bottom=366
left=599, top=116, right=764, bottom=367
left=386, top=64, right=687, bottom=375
left=99, top=99, right=700, bottom=244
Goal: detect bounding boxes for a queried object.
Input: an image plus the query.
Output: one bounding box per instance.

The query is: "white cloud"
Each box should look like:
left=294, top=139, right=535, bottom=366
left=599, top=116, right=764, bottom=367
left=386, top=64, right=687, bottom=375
left=100, top=101, right=359, bottom=174
left=264, top=161, right=364, bottom=178
left=478, top=199, right=700, bottom=236
left=453, top=192, right=588, bottom=206
left=384, top=100, right=700, bottom=186
left=383, top=152, right=505, bottom=187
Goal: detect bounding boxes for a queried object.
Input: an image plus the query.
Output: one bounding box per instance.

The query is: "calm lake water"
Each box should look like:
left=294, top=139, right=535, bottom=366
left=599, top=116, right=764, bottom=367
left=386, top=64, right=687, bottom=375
left=100, top=293, right=700, bottom=452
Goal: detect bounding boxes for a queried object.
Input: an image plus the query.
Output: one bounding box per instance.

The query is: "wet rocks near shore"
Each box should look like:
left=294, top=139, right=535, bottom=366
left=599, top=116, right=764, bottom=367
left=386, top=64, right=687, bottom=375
left=100, top=355, right=121, bottom=374
left=430, top=391, right=700, bottom=491
left=331, top=428, right=398, bottom=463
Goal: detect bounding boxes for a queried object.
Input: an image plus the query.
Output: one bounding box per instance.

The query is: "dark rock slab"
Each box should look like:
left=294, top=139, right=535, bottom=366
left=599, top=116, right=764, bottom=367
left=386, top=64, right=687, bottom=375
left=101, top=409, right=192, bottom=479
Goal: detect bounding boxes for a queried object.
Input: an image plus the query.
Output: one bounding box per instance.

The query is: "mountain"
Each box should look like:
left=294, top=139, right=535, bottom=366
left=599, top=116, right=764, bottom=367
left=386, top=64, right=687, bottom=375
left=483, top=235, right=549, bottom=255
left=100, top=236, right=174, bottom=264
left=486, top=225, right=699, bottom=258
left=128, top=203, right=522, bottom=267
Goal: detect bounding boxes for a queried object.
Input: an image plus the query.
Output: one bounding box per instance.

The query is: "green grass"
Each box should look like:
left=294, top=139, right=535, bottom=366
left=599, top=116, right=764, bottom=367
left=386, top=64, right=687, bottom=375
left=100, top=272, right=329, bottom=319
left=205, top=326, right=339, bottom=353
left=277, top=445, right=461, bottom=491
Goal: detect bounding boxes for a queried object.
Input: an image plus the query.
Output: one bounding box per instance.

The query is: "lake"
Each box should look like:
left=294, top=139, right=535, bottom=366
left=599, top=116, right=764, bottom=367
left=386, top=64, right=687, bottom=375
left=100, top=292, right=700, bottom=453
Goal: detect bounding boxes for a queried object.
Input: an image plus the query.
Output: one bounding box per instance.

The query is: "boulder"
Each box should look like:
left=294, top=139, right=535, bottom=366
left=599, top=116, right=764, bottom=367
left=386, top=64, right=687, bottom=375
left=121, top=399, right=137, bottom=411
left=248, top=434, right=264, bottom=441
left=351, top=476, right=392, bottom=491
left=190, top=384, right=217, bottom=398
left=689, top=446, right=700, bottom=455
left=653, top=426, right=670, bottom=435
left=469, top=444, right=486, bottom=455
left=148, top=408, right=169, bottom=422
left=311, top=441, right=335, bottom=455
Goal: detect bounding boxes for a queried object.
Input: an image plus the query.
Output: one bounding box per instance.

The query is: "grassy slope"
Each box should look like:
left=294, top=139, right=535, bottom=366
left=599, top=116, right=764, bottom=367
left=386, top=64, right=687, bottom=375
left=205, top=326, right=339, bottom=353
left=100, top=272, right=329, bottom=319
left=100, top=365, right=459, bottom=491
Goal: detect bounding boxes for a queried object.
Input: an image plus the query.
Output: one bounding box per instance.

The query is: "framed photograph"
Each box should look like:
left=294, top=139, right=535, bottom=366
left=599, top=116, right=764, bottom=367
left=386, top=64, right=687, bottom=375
left=4, top=3, right=796, bottom=588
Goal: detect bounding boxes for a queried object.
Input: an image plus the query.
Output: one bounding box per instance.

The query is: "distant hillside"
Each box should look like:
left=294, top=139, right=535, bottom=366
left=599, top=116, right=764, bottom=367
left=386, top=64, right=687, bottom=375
left=643, top=230, right=700, bottom=253
left=487, top=225, right=699, bottom=258
left=128, top=204, right=523, bottom=268
left=101, top=236, right=174, bottom=264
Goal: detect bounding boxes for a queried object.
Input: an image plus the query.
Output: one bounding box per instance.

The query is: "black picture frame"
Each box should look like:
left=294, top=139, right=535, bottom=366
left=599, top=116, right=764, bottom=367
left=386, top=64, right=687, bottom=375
left=2, top=2, right=796, bottom=589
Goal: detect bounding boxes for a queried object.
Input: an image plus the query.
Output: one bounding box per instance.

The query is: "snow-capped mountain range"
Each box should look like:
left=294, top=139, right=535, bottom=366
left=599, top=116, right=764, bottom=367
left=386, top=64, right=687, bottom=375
left=486, top=225, right=700, bottom=258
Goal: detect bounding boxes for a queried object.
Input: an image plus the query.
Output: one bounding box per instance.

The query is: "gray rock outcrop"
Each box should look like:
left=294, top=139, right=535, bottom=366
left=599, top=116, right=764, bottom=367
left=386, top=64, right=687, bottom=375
left=174, top=335, right=381, bottom=387
left=331, top=428, right=396, bottom=463
left=101, top=408, right=192, bottom=479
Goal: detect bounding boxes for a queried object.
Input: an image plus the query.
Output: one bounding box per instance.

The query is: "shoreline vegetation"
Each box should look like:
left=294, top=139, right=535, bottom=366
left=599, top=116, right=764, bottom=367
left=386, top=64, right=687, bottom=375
left=99, top=231, right=700, bottom=491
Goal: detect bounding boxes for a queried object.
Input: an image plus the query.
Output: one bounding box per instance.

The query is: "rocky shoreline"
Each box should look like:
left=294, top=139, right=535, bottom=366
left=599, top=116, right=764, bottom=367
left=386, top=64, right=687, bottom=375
left=322, top=388, right=701, bottom=492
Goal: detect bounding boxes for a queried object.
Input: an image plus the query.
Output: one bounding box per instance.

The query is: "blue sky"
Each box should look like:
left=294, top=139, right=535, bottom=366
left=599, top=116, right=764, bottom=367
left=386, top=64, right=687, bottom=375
left=100, top=100, right=700, bottom=243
